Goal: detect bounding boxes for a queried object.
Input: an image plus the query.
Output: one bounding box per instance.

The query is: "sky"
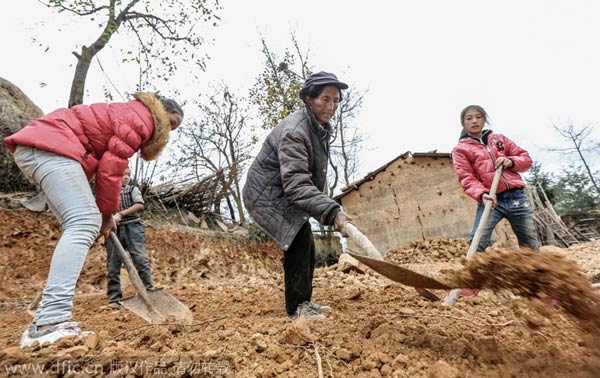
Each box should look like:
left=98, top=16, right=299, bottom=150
left=2, top=0, right=599, bottom=180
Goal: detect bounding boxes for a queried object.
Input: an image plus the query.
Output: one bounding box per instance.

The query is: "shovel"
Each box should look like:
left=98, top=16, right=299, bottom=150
left=344, top=223, right=450, bottom=301
left=443, top=167, right=503, bottom=306
left=109, top=231, right=193, bottom=324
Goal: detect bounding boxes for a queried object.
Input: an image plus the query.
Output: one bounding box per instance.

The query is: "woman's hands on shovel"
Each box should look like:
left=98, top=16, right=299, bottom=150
left=481, top=193, right=497, bottom=209
left=481, top=159, right=510, bottom=209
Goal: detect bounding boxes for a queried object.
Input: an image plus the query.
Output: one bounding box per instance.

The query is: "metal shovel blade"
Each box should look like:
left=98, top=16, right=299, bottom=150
left=110, top=232, right=193, bottom=324
left=121, top=288, right=193, bottom=324
left=348, top=252, right=451, bottom=290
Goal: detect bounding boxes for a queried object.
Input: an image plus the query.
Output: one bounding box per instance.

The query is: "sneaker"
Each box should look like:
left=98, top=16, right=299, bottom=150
left=290, top=302, right=326, bottom=320
left=460, top=288, right=480, bottom=297
left=20, top=322, right=94, bottom=348
left=306, top=301, right=331, bottom=313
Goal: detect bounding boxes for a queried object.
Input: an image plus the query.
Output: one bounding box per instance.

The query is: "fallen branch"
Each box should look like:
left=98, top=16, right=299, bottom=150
left=394, top=313, right=515, bottom=327
left=313, top=343, right=324, bottom=378
left=325, top=355, right=334, bottom=378
left=112, top=315, right=227, bottom=340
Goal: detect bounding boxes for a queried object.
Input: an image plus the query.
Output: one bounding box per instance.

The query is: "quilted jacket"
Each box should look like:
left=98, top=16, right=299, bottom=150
left=4, top=92, right=171, bottom=214
left=452, top=129, right=532, bottom=202
left=243, top=107, right=340, bottom=250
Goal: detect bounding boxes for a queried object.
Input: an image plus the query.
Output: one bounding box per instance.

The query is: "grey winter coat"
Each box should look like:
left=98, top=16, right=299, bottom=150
left=243, top=107, right=340, bottom=250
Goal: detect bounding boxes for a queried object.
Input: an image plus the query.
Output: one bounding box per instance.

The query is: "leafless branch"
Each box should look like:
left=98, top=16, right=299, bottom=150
left=40, top=0, right=110, bottom=16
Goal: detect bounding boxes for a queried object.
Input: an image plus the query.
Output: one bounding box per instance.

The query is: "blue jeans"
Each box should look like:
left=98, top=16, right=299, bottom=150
left=469, top=188, right=540, bottom=252
left=105, top=221, right=152, bottom=303
left=13, top=146, right=101, bottom=326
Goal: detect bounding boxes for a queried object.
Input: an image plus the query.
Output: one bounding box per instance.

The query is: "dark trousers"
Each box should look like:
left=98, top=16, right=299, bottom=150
left=283, top=222, right=315, bottom=316
left=105, top=221, right=153, bottom=303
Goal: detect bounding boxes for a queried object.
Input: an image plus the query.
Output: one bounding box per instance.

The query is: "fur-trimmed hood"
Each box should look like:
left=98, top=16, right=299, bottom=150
left=134, top=92, right=171, bottom=161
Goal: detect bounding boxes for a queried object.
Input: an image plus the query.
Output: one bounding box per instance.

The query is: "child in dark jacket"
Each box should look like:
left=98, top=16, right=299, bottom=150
left=105, top=167, right=154, bottom=308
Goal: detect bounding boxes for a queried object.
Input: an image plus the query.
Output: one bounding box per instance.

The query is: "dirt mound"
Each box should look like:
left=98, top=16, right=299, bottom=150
left=0, top=209, right=282, bottom=302
left=387, top=237, right=469, bottom=264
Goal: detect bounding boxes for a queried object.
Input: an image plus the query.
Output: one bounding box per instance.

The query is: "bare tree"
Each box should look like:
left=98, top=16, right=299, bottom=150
left=249, top=33, right=308, bottom=130
left=41, top=0, right=220, bottom=106
left=174, top=85, right=255, bottom=223
left=549, top=124, right=600, bottom=197
left=328, top=87, right=366, bottom=195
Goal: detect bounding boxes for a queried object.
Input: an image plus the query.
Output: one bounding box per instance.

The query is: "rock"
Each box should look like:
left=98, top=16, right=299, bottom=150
left=252, top=333, right=268, bottom=353
left=276, top=360, right=293, bottom=374
left=398, top=307, right=416, bottom=316
left=185, top=211, right=200, bottom=226
left=2, top=346, right=24, bottom=358
left=380, top=364, right=393, bottom=376
left=347, top=287, right=362, bottom=300
left=393, top=353, right=410, bottom=369
left=337, top=253, right=365, bottom=274
left=55, top=336, right=77, bottom=349
left=427, top=360, right=460, bottom=378
left=64, top=345, right=89, bottom=358
left=363, top=354, right=382, bottom=370
left=83, top=333, right=99, bottom=350
left=0, top=77, right=43, bottom=137
left=279, top=317, right=317, bottom=346
left=376, top=351, right=392, bottom=365
left=254, top=366, right=265, bottom=377
left=334, top=348, right=358, bottom=362
left=215, top=219, right=229, bottom=232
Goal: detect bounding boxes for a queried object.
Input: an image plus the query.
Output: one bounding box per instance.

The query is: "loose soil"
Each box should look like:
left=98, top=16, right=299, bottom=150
left=1, top=208, right=600, bottom=377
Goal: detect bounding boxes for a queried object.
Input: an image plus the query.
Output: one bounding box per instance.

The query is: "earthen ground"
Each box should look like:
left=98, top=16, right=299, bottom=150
left=1, top=208, right=600, bottom=377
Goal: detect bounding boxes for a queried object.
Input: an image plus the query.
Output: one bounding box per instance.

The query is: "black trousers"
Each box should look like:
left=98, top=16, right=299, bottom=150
left=283, top=222, right=315, bottom=315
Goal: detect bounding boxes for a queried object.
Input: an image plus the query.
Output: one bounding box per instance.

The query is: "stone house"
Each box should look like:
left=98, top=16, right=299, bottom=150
left=334, top=151, right=515, bottom=254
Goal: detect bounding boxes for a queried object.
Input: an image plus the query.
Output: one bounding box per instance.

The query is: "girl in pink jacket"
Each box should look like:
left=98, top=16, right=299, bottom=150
left=4, top=92, right=183, bottom=347
left=452, top=105, right=539, bottom=296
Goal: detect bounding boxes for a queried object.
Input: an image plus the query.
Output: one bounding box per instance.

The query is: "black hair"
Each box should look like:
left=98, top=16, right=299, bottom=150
left=300, top=84, right=344, bottom=103
left=160, top=98, right=184, bottom=119
left=460, top=105, right=488, bottom=126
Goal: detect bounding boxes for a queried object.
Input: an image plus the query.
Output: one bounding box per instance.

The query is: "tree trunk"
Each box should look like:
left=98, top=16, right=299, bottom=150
left=69, top=47, right=95, bottom=107
left=67, top=3, right=123, bottom=106
left=231, top=175, right=246, bottom=224
left=232, top=192, right=246, bottom=224
left=575, top=146, right=600, bottom=197
left=225, top=196, right=236, bottom=222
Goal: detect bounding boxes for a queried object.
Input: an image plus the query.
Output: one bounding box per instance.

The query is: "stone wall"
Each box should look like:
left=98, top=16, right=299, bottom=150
left=339, top=155, right=516, bottom=254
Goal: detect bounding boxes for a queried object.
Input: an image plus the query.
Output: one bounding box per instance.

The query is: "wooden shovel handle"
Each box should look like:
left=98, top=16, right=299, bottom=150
left=445, top=167, right=503, bottom=306
left=464, top=166, right=503, bottom=260
left=344, top=223, right=384, bottom=260
left=109, top=231, right=150, bottom=301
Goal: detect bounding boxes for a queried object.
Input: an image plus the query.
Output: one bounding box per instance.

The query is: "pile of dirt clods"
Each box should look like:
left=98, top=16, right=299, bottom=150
left=1, top=208, right=600, bottom=378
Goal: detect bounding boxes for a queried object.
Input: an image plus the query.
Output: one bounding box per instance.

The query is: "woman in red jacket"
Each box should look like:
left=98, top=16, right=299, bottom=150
left=4, top=92, right=183, bottom=347
left=453, top=105, right=539, bottom=260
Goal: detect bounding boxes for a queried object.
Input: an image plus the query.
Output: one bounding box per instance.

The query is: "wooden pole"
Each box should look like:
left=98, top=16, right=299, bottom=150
left=444, top=167, right=503, bottom=306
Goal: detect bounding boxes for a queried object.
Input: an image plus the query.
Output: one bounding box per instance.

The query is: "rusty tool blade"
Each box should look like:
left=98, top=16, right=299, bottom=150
left=110, top=232, right=193, bottom=324
left=348, top=252, right=451, bottom=290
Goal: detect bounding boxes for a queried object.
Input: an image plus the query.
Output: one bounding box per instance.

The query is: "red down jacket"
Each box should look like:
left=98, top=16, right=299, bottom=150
left=452, top=130, right=532, bottom=202
left=4, top=92, right=171, bottom=214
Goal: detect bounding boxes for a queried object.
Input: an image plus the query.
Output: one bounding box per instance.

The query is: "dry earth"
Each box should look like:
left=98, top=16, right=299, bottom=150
left=1, top=208, right=600, bottom=377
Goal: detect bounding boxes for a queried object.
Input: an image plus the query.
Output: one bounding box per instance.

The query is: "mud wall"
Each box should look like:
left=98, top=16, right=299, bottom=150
left=340, top=156, right=515, bottom=253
